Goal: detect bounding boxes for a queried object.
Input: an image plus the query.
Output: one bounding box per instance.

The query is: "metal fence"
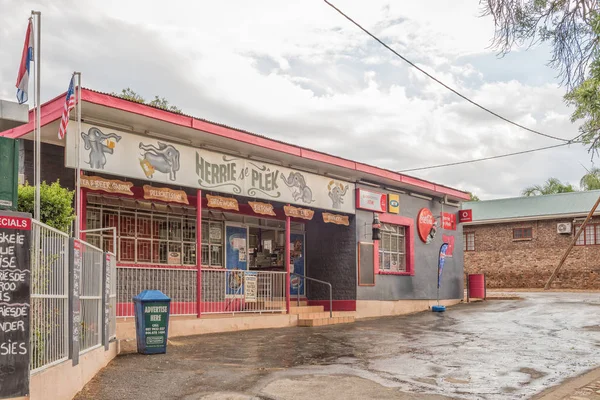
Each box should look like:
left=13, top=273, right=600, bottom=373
left=79, top=241, right=104, bottom=352
left=201, top=269, right=286, bottom=314
left=116, top=266, right=198, bottom=317
left=30, top=220, right=70, bottom=372
left=28, top=219, right=117, bottom=373
left=115, top=267, right=287, bottom=316
left=107, top=253, right=117, bottom=340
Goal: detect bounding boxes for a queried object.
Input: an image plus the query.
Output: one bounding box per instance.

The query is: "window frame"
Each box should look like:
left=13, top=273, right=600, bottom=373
left=85, top=196, right=199, bottom=267
left=373, top=213, right=414, bottom=276
left=463, top=232, right=475, bottom=252
left=512, top=227, right=533, bottom=240
left=378, top=224, right=407, bottom=273
left=575, top=223, right=600, bottom=246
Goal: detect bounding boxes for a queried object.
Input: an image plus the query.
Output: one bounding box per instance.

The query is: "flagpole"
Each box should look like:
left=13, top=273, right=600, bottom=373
left=74, top=71, right=82, bottom=239
left=32, top=10, right=41, bottom=221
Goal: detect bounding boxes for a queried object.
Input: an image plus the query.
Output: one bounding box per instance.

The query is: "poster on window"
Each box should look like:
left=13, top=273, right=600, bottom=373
left=225, top=225, right=248, bottom=297
left=290, top=233, right=305, bottom=296
left=244, top=273, right=257, bottom=302
left=210, top=226, right=222, bottom=241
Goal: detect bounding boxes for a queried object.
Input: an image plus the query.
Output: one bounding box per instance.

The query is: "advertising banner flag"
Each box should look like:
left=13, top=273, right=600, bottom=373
left=438, top=243, right=449, bottom=289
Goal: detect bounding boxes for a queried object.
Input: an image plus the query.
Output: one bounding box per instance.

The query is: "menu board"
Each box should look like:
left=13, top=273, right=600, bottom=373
left=0, top=212, right=31, bottom=399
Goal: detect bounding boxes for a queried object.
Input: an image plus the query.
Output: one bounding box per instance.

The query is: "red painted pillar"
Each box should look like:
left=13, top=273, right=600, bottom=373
left=285, top=214, right=291, bottom=314
left=196, top=189, right=202, bottom=318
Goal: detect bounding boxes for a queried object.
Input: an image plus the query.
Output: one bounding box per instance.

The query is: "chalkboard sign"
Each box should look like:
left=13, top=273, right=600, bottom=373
left=0, top=211, right=31, bottom=399
left=358, top=242, right=375, bottom=285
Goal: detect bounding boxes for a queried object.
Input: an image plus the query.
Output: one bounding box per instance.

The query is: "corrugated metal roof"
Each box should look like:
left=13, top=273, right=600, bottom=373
left=464, top=190, right=600, bottom=222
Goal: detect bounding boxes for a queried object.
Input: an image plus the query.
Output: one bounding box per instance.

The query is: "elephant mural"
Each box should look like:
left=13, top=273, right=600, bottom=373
left=138, top=141, right=181, bottom=181
left=328, top=182, right=349, bottom=209
left=81, top=127, right=122, bottom=170
left=281, top=172, right=314, bottom=204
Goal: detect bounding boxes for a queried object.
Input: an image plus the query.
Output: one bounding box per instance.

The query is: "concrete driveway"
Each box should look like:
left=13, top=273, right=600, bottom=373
left=75, top=293, right=600, bottom=400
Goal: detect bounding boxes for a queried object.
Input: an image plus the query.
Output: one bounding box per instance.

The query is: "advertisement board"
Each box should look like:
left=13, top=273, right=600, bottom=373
left=65, top=123, right=355, bottom=214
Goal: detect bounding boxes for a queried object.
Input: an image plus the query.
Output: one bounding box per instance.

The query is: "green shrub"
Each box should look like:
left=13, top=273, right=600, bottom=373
left=18, top=181, right=75, bottom=232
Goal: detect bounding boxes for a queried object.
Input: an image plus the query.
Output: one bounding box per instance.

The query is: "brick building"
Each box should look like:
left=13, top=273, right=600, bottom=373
left=462, top=191, right=600, bottom=289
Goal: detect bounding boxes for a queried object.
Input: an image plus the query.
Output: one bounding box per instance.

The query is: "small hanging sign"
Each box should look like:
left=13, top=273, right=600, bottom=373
left=81, top=175, right=134, bottom=195
left=143, top=185, right=189, bottom=205
left=322, top=212, right=350, bottom=226
left=284, top=205, right=314, bottom=220
left=248, top=201, right=276, bottom=216
left=207, top=194, right=239, bottom=211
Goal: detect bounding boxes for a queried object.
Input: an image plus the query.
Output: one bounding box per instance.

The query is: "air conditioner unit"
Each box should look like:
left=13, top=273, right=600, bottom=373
left=557, top=222, right=572, bottom=234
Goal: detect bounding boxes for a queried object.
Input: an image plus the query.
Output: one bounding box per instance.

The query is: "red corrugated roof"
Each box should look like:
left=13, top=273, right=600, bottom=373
left=0, top=88, right=470, bottom=200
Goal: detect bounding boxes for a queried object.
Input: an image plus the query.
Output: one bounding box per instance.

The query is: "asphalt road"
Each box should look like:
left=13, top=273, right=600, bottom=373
left=74, top=293, right=600, bottom=400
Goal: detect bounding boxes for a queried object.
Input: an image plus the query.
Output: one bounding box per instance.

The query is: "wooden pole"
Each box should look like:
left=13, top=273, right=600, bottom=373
left=544, top=196, right=600, bottom=290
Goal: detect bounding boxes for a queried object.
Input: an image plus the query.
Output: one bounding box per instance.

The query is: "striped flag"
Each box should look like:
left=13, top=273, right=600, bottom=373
left=16, top=19, right=34, bottom=104
left=58, top=76, right=76, bottom=140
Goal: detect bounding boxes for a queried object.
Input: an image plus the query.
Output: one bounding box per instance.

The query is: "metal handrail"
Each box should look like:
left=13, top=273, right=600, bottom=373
left=291, top=273, right=332, bottom=318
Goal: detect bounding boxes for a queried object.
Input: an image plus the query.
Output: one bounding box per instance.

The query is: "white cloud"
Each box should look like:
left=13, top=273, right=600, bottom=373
left=0, top=0, right=592, bottom=200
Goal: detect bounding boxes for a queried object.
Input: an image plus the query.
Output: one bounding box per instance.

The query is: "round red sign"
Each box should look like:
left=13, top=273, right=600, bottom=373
left=417, top=208, right=436, bottom=243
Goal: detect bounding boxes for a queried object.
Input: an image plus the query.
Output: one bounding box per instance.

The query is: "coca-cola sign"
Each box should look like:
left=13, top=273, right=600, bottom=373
left=417, top=208, right=437, bottom=244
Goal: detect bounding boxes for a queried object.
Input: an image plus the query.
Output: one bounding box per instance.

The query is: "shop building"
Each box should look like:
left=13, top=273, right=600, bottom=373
left=1, top=88, right=469, bottom=319
left=462, top=191, right=600, bottom=289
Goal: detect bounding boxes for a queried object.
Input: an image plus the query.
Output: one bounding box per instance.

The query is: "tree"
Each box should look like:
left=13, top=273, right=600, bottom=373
left=148, top=95, right=182, bottom=113
left=18, top=181, right=75, bottom=232
left=112, top=88, right=182, bottom=113
left=580, top=167, right=600, bottom=190
left=521, top=177, right=577, bottom=196
left=114, top=87, right=145, bottom=103
left=468, top=192, right=480, bottom=201
left=564, top=55, right=600, bottom=150
left=482, top=0, right=598, bottom=88
left=482, top=1, right=600, bottom=150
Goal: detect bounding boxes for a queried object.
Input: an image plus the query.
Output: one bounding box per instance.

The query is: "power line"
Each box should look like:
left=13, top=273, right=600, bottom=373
left=323, top=0, right=572, bottom=143
left=398, top=142, right=576, bottom=172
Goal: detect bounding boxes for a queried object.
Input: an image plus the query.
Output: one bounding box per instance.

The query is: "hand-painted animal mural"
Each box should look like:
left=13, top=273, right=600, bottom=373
left=139, top=141, right=181, bottom=181
left=81, top=127, right=122, bottom=170
left=281, top=172, right=314, bottom=204
left=328, top=181, right=349, bottom=209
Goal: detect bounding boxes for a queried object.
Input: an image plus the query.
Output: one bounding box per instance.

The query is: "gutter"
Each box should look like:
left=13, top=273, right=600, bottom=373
left=464, top=212, right=600, bottom=226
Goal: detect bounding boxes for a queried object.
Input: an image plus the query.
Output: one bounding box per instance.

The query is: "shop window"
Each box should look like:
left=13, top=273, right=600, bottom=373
left=378, top=224, right=406, bottom=272
left=85, top=196, right=197, bottom=266
left=201, top=220, right=224, bottom=267
left=464, top=233, right=475, bottom=252
left=575, top=224, right=600, bottom=246
left=513, top=227, right=532, bottom=240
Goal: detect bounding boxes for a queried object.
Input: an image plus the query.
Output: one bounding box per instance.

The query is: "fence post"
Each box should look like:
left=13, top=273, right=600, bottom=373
left=285, top=215, right=291, bottom=314
left=196, top=189, right=202, bottom=318
left=102, top=252, right=110, bottom=350
left=69, top=238, right=82, bottom=366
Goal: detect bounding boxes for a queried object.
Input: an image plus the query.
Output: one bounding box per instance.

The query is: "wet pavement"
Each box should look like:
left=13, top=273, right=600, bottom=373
left=75, top=293, right=600, bottom=400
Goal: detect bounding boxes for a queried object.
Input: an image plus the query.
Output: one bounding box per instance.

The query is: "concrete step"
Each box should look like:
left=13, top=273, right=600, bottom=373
left=289, top=306, right=324, bottom=314
left=295, top=311, right=354, bottom=319
left=298, top=316, right=355, bottom=327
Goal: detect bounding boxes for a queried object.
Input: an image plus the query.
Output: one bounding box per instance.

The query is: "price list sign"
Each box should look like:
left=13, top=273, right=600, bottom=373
left=0, top=212, right=31, bottom=399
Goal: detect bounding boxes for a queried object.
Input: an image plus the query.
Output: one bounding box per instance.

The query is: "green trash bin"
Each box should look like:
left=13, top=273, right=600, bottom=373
left=133, top=290, right=171, bottom=354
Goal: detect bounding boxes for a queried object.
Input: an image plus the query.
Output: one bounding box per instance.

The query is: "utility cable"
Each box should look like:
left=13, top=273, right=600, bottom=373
left=398, top=142, right=577, bottom=172
left=323, top=0, right=572, bottom=143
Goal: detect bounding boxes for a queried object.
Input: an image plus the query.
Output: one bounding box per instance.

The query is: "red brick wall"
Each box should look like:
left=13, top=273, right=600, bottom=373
left=464, top=218, right=600, bottom=289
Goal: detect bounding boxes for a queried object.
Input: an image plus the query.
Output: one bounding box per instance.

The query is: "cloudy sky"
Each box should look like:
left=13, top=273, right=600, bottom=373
left=0, top=0, right=593, bottom=199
